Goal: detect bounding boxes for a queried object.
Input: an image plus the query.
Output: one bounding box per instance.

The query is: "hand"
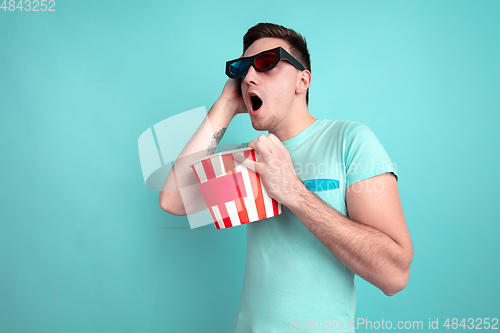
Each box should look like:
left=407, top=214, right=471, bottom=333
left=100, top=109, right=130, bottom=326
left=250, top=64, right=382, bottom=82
left=234, top=134, right=305, bottom=206
left=217, top=78, right=248, bottom=116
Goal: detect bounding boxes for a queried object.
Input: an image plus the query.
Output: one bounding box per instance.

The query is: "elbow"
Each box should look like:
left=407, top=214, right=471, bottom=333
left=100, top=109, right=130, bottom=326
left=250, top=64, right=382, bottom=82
left=382, top=269, right=410, bottom=296
left=160, top=201, right=186, bottom=216
left=159, top=201, right=174, bottom=215
left=159, top=197, right=170, bottom=213
left=159, top=192, right=187, bottom=216
left=383, top=249, right=413, bottom=297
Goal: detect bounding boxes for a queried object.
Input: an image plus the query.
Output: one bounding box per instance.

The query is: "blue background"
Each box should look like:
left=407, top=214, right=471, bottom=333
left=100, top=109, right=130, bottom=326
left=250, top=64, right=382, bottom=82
left=1, top=0, right=499, bottom=332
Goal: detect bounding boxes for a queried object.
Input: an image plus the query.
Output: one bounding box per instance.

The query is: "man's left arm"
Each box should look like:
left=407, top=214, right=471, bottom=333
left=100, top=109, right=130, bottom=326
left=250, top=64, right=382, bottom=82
left=235, top=133, right=413, bottom=296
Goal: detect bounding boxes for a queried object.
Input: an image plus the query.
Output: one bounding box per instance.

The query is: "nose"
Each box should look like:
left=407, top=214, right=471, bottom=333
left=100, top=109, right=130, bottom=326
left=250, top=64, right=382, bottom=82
left=243, top=65, right=258, bottom=86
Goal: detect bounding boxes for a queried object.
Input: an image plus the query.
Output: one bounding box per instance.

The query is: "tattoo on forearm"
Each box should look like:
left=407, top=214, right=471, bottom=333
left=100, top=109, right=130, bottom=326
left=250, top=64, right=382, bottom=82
left=207, top=127, right=227, bottom=155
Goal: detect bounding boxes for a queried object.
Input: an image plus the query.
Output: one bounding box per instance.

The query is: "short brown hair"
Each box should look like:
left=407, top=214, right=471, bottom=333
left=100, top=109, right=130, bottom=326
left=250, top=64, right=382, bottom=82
left=243, top=23, right=311, bottom=104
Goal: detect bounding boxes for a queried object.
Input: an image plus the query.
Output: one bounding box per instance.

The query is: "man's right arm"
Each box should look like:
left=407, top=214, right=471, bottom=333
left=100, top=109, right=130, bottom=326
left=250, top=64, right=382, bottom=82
left=159, top=79, right=247, bottom=216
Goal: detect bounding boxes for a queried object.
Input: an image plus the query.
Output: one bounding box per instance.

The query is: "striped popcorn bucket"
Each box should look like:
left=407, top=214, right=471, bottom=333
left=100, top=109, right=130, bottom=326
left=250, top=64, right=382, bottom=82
left=190, top=147, right=282, bottom=229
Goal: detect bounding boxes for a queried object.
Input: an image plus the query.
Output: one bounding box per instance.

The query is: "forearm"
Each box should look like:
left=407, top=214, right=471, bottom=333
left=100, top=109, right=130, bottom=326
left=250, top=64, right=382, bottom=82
left=287, top=184, right=411, bottom=296
left=159, top=99, right=236, bottom=215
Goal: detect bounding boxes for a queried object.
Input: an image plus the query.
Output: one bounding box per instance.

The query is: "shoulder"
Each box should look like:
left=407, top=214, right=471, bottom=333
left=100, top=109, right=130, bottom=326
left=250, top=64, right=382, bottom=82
left=314, top=119, right=367, bottom=140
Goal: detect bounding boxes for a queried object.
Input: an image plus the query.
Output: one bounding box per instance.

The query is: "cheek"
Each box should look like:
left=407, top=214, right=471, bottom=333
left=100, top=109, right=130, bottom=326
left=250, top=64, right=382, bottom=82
left=271, top=90, right=293, bottom=109
left=277, top=81, right=297, bottom=100
left=280, top=73, right=299, bottom=94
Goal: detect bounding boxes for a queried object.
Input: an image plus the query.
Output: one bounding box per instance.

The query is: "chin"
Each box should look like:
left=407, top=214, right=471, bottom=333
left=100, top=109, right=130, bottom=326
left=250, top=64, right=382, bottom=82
left=251, top=119, right=273, bottom=132
left=251, top=122, right=270, bottom=131
left=250, top=113, right=279, bottom=132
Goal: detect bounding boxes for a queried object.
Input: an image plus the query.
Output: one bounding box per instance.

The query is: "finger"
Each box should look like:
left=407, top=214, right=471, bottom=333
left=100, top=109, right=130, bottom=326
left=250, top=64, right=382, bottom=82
left=263, top=134, right=283, bottom=155
left=254, top=142, right=274, bottom=162
left=247, top=140, right=258, bottom=149
left=267, top=133, right=284, bottom=149
left=248, top=137, right=273, bottom=162
left=254, top=134, right=275, bottom=159
left=233, top=152, right=259, bottom=172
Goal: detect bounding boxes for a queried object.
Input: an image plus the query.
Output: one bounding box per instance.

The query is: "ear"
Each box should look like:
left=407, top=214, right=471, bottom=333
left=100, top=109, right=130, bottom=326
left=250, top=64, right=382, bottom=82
left=295, top=70, right=311, bottom=95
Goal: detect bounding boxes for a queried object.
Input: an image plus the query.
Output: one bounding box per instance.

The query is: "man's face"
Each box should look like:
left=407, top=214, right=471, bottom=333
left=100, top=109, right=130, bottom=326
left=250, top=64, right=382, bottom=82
left=240, top=38, right=302, bottom=132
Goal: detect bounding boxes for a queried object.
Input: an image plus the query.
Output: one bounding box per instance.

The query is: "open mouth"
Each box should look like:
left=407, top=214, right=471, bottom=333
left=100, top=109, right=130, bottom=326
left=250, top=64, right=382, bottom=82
left=250, top=94, right=263, bottom=112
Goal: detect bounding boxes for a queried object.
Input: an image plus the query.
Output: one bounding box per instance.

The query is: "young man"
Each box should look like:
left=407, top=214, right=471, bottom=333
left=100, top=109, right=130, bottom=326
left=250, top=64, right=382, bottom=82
left=160, top=23, right=413, bottom=332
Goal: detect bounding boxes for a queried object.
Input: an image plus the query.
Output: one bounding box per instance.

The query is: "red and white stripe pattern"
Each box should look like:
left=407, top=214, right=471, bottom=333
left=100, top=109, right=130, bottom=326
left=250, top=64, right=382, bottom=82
left=191, top=149, right=282, bottom=229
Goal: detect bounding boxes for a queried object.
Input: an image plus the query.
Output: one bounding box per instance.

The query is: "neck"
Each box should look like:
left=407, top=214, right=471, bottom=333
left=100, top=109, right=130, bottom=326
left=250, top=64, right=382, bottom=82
left=269, top=103, right=316, bottom=142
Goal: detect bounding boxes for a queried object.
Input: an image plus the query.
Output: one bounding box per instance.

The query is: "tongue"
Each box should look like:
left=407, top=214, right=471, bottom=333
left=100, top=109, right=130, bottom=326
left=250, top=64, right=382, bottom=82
left=250, top=95, right=263, bottom=111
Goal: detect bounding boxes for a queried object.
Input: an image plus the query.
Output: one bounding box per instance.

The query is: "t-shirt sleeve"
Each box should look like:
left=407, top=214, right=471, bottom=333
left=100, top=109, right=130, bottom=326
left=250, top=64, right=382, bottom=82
left=344, top=122, right=398, bottom=188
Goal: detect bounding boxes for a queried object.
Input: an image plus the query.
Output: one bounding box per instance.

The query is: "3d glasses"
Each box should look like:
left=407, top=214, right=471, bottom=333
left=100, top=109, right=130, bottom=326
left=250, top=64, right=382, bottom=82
left=226, top=46, right=305, bottom=79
